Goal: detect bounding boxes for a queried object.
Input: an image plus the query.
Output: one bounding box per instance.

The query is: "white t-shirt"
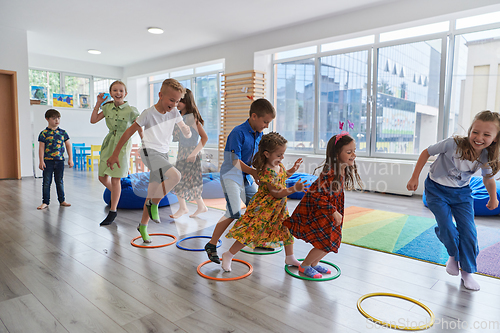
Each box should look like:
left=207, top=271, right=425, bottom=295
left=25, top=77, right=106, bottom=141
left=135, top=105, right=183, bottom=153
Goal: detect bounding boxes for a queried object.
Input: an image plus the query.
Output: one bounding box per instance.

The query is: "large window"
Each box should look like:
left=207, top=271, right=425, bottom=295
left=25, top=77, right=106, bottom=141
left=273, top=11, right=500, bottom=159
left=448, top=28, right=500, bottom=137
left=29, top=69, right=116, bottom=109
left=375, top=40, right=441, bottom=154
left=275, top=59, right=315, bottom=151
left=319, top=51, right=369, bottom=152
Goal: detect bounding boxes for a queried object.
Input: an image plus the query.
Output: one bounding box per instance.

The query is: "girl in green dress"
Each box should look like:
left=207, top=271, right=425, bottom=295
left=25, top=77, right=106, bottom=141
left=90, top=81, right=142, bottom=226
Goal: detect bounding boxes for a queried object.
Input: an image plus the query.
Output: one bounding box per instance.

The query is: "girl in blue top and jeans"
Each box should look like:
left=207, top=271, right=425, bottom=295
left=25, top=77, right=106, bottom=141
left=407, top=110, right=500, bottom=291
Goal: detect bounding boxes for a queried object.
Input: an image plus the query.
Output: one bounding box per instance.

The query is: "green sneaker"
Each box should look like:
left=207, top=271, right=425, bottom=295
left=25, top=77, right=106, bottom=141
left=145, top=199, right=161, bottom=223
left=138, top=224, right=152, bottom=243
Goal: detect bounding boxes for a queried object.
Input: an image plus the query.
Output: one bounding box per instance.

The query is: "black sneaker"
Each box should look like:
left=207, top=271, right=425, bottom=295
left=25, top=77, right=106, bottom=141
left=204, top=242, right=220, bottom=264
left=100, top=211, right=117, bottom=226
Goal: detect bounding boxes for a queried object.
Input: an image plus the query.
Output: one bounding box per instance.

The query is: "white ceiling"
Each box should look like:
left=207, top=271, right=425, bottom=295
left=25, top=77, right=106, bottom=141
left=1, top=0, right=390, bottom=67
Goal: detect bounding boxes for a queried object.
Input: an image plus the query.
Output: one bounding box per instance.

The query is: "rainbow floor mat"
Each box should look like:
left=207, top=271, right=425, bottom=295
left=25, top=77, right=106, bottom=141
left=342, top=206, right=500, bottom=279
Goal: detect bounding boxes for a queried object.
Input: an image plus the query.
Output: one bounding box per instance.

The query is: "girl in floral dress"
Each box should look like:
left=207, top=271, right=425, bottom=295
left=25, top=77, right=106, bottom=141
left=283, top=133, right=363, bottom=278
left=170, top=89, right=209, bottom=218
left=221, top=132, right=307, bottom=272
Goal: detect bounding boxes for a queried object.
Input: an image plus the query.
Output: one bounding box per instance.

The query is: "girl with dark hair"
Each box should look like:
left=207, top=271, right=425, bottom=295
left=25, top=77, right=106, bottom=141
left=283, top=133, right=362, bottom=278
left=170, top=89, right=209, bottom=218
left=221, top=132, right=306, bottom=272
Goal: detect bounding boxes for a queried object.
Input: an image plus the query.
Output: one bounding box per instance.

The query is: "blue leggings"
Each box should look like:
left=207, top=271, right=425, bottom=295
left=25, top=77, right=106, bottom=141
left=424, top=176, right=478, bottom=273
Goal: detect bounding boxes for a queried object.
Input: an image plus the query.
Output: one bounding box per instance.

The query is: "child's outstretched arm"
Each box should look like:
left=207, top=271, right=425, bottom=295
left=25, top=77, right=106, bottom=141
left=90, top=93, right=108, bottom=124
left=407, top=148, right=430, bottom=191
left=186, top=121, right=208, bottom=162
left=266, top=179, right=307, bottom=199
left=483, top=176, right=499, bottom=210
left=286, top=158, right=303, bottom=177
left=107, top=122, right=140, bottom=170
left=65, top=140, right=74, bottom=168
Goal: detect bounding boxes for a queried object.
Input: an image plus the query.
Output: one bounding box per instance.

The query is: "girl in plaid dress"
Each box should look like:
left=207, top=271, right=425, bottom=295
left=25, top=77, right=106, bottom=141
left=221, top=132, right=307, bottom=272
left=283, top=133, right=362, bottom=278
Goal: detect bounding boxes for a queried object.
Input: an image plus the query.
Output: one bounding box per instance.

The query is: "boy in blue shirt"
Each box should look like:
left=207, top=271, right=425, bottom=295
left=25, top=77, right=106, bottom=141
left=204, top=98, right=275, bottom=263
left=37, top=109, right=73, bottom=210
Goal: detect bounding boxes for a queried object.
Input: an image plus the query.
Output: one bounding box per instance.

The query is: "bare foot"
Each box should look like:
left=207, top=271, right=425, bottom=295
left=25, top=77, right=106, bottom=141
left=169, top=208, right=189, bottom=219
left=60, top=202, right=71, bottom=207
left=37, top=203, right=48, bottom=210
left=189, top=206, right=208, bottom=218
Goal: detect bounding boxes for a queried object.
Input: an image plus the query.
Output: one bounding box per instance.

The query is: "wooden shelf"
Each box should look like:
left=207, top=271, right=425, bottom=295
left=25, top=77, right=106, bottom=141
left=219, top=70, right=266, bottom=169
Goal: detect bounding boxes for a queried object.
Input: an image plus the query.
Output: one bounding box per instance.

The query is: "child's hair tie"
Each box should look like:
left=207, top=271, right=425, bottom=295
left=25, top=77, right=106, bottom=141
left=335, top=120, right=353, bottom=145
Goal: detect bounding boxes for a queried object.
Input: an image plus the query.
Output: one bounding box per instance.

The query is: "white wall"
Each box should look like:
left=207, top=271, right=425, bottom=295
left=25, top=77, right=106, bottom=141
left=0, top=26, right=32, bottom=177
left=29, top=53, right=123, bottom=79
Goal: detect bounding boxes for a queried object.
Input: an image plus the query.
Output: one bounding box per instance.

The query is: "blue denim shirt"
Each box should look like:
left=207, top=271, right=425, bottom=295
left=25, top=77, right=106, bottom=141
left=220, top=119, right=262, bottom=185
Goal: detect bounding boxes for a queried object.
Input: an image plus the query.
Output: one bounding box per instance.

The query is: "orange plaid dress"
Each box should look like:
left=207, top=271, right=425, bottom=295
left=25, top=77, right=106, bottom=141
left=283, top=170, right=344, bottom=253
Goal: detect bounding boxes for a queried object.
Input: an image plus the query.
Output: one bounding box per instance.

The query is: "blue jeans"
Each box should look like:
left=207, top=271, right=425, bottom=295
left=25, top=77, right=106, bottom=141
left=42, top=160, right=65, bottom=205
left=424, top=176, right=478, bottom=273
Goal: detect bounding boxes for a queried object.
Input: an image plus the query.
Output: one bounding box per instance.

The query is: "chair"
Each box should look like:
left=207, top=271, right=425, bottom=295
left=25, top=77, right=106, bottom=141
left=129, top=144, right=139, bottom=174
left=86, top=145, right=101, bottom=171
left=72, top=143, right=86, bottom=170
left=131, top=145, right=148, bottom=173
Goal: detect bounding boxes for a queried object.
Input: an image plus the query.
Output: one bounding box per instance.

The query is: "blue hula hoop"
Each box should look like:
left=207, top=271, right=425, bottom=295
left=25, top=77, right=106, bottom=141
left=176, top=236, right=222, bottom=251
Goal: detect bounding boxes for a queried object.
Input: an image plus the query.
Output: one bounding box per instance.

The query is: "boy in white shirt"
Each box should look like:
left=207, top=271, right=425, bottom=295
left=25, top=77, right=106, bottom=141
left=107, top=79, right=191, bottom=242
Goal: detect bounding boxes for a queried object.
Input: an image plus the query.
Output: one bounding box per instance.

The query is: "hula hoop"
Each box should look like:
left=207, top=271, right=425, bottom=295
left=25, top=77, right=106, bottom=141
left=131, top=233, right=177, bottom=248
left=284, top=259, right=341, bottom=281
left=357, top=293, right=435, bottom=330
left=197, top=258, right=253, bottom=281
left=176, top=236, right=222, bottom=251
left=240, top=246, right=283, bottom=255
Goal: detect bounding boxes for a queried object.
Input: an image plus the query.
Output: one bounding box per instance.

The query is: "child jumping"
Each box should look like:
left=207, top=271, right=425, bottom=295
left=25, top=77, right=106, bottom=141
left=221, top=132, right=306, bottom=272
left=107, top=79, right=192, bottom=243
left=37, top=109, right=73, bottom=210
left=204, top=98, right=275, bottom=264
left=90, top=80, right=141, bottom=226
left=169, top=89, right=208, bottom=218
left=407, top=110, right=500, bottom=291
left=283, top=133, right=362, bottom=278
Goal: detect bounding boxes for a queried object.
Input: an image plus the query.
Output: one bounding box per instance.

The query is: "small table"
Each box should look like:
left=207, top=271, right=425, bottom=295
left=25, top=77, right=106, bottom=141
left=74, top=146, right=91, bottom=170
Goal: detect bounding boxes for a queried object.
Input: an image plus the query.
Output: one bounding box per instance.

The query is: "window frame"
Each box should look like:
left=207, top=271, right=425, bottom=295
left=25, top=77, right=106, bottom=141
left=29, top=68, right=118, bottom=110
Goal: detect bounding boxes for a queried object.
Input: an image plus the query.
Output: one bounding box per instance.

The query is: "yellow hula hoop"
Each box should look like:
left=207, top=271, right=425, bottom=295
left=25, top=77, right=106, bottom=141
left=357, top=292, right=435, bottom=331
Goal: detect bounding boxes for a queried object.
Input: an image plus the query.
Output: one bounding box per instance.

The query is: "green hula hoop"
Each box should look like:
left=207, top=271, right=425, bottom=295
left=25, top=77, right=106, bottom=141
left=285, top=258, right=341, bottom=281
left=240, top=246, right=283, bottom=255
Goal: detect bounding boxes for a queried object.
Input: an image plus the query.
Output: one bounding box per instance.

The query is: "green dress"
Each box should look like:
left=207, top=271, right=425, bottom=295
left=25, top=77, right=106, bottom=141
left=98, top=101, right=140, bottom=178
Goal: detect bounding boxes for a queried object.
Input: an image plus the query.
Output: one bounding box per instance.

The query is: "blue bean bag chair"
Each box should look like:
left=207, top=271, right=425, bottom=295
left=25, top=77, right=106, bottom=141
left=201, top=172, right=225, bottom=199
left=423, top=176, right=500, bottom=216
left=286, top=172, right=318, bottom=199
left=103, top=172, right=178, bottom=209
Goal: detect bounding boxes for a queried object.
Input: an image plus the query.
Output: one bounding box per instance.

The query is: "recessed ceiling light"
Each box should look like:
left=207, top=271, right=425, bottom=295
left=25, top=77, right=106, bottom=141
left=148, top=27, right=164, bottom=34
left=88, top=49, right=101, bottom=55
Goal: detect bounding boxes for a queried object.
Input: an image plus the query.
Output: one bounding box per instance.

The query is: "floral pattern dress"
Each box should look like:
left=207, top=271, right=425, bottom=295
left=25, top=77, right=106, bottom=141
left=283, top=170, right=344, bottom=253
left=226, top=163, right=294, bottom=248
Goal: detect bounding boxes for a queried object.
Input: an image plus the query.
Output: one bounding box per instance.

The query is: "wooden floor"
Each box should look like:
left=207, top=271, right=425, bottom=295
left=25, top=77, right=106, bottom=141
left=0, top=168, right=499, bottom=333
